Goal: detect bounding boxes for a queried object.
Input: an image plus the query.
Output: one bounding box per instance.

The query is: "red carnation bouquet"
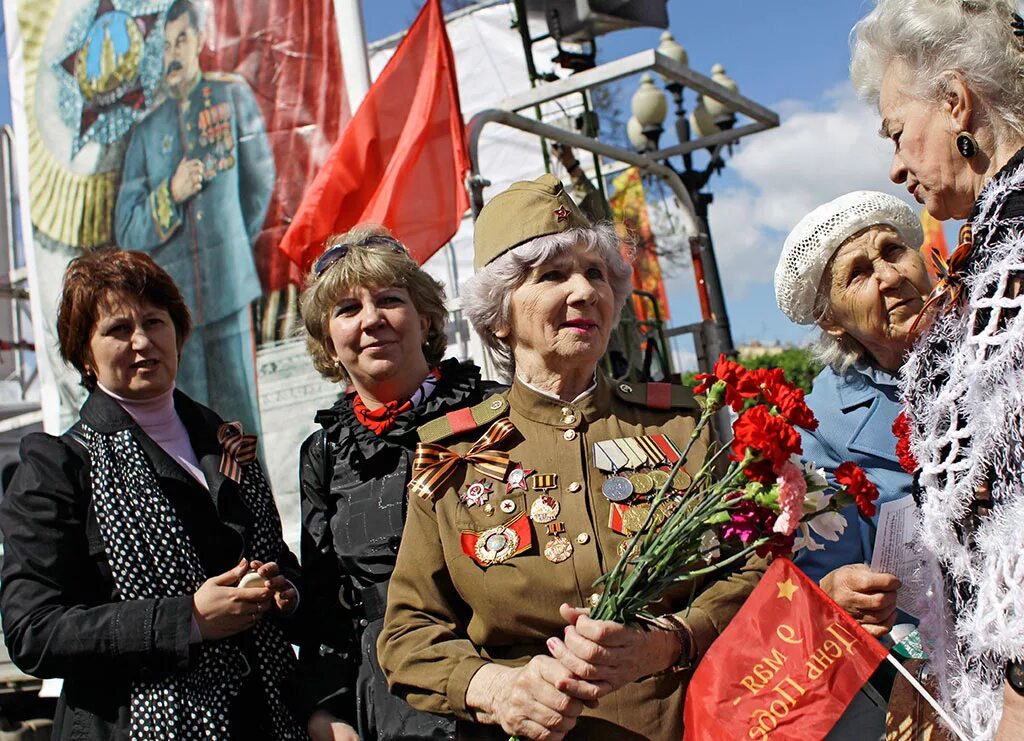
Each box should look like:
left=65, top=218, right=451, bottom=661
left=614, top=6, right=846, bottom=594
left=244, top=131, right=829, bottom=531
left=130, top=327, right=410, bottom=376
left=589, top=355, right=879, bottom=624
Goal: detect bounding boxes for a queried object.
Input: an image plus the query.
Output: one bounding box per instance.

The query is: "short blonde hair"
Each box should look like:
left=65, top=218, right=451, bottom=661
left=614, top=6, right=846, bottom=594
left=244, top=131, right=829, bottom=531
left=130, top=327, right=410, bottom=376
left=299, top=224, right=448, bottom=383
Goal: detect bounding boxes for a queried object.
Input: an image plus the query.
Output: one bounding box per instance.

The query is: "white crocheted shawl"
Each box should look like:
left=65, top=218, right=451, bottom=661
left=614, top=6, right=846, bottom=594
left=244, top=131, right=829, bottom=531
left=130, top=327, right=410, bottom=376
left=902, top=154, right=1024, bottom=740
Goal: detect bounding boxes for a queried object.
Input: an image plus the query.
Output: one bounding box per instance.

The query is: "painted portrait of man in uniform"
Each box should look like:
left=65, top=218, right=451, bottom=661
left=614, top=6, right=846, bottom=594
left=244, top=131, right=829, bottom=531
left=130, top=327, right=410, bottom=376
left=115, top=0, right=273, bottom=439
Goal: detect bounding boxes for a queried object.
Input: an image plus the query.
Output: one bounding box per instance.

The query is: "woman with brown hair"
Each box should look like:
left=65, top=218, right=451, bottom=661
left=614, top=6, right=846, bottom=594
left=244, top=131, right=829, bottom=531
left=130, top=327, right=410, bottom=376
left=295, top=225, right=499, bottom=741
left=0, top=249, right=305, bottom=740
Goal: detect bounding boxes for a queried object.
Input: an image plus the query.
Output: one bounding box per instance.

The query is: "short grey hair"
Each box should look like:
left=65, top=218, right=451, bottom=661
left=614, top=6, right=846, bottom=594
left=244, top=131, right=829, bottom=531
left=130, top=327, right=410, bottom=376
left=462, top=222, right=633, bottom=380
left=810, top=283, right=867, bottom=374
left=851, top=0, right=1024, bottom=141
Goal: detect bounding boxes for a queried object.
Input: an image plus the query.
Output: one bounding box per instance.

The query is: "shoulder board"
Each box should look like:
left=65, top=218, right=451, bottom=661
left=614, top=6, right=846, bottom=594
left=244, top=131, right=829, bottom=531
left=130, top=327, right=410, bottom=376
left=613, top=381, right=699, bottom=411
left=417, top=394, right=510, bottom=444
left=203, top=71, right=245, bottom=84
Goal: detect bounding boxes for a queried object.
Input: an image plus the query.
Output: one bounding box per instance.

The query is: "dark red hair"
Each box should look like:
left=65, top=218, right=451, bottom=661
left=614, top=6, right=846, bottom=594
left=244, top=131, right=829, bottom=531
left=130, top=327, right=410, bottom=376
left=57, top=249, right=192, bottom=389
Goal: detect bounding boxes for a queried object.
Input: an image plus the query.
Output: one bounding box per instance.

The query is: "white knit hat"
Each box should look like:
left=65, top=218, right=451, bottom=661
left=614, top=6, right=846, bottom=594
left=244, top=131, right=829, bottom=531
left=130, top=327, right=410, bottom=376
left=774, top=191, right=923, bottom=325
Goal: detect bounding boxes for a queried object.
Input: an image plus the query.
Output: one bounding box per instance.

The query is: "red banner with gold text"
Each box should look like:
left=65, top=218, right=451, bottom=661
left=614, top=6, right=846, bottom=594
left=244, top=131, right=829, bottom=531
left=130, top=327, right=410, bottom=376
left=683, top=558, right=889, bottom=740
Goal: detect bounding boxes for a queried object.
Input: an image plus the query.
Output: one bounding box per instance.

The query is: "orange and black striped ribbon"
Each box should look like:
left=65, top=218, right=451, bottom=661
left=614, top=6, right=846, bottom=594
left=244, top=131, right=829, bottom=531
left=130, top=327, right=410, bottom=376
left=217, top=422, right=258, bottom=484
left=409, top=418, right=516, bottom=501
left=910, top=224, right=973, bottom=334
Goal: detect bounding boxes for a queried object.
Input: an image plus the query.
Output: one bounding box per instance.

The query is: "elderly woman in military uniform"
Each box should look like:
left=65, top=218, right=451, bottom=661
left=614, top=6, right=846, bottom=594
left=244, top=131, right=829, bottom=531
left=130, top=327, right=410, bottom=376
left=850, top=1, right=1024, bottom=737
left=377, top=174, right=762, bottom=741
left=774, top=190, right=932, bottom=738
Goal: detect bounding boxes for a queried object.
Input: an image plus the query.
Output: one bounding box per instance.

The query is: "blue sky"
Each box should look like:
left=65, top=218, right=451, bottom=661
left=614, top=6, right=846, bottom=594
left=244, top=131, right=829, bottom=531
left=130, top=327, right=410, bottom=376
left=0, top=1, right=939, bottom=353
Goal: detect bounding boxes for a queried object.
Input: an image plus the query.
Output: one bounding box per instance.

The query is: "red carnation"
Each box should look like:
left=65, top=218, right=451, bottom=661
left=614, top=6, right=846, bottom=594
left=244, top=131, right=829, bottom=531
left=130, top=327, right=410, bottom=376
left=730, top=405, right=803, bottom=473
left=737, top=367, right=786, bottom=399
left=766, top=383, right=818, bottom=431
left=834, top=462, right=880, bottom=518
left=694, top=354, right=755, bottom=411
left=892, top=411, right=919, bottom=475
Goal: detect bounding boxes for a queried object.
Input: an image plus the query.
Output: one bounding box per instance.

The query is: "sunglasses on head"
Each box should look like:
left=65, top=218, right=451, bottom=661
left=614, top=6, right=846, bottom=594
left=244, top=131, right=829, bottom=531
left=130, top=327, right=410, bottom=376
left=313, top=236, right=407, bottom=277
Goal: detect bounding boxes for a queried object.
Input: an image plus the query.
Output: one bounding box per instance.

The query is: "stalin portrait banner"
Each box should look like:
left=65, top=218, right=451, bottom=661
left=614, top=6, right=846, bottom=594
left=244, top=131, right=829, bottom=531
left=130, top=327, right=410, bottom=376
left=5, top=0, right=348, bottom=434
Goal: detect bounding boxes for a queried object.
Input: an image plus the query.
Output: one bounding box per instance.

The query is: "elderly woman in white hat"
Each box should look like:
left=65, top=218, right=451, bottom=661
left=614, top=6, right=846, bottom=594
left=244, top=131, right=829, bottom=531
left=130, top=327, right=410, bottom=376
left=775, top=191, right=931, bottom=737
left=776, top=190, right=931, bottom=625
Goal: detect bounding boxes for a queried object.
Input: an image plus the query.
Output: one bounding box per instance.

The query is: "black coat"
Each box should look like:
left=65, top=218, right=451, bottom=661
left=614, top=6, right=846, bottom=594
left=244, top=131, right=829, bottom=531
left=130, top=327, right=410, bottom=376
left=0, top=388, right=301, bottom=740
left=295, top=359, right=501, bottom=740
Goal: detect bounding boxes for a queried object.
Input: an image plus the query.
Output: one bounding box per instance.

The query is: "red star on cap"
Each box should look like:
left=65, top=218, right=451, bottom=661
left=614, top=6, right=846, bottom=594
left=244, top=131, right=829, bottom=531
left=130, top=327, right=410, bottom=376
left=554, top=205, right=570, bottom=222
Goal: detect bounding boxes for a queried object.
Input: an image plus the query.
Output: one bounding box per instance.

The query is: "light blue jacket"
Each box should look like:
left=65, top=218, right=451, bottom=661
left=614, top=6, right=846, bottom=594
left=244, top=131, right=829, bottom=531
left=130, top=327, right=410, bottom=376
left=794, top=364, right=914, bottom=584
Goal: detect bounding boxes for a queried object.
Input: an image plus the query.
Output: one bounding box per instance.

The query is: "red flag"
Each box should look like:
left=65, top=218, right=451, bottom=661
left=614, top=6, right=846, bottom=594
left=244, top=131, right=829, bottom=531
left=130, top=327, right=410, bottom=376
left=279, top=0, right=470, bottom=268
left=683, top=559, right=889, bottom=740
left=201, top=0, right=348, bottom=291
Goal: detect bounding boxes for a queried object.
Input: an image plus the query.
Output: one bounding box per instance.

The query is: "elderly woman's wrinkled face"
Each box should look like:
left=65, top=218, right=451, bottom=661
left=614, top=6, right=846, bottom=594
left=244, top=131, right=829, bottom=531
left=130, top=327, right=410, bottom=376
left=880, top=67, right=975, bottom=221
left=500, top=245, right=615, bottom=378
left=328, top=284, right=430, bottom=391
left=820, top=226, right=932, bottom=371
left=88, top=293, right=179, bottom=400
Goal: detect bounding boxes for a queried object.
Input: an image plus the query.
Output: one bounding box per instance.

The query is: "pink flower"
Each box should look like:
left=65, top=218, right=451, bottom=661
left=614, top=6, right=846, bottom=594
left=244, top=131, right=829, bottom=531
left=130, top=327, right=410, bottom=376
left=772, top=460, right=808, bottom=536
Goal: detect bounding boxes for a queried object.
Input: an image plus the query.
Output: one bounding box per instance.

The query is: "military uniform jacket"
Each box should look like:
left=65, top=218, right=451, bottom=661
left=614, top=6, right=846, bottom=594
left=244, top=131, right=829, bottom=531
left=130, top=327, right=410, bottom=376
left=115, top=72, right=274, bottom=326
left=378, top=374, right=765, bottom=740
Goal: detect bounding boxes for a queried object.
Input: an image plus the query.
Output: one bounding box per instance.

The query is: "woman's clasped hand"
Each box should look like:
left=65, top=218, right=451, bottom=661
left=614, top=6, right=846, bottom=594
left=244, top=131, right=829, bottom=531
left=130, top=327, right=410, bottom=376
left=467, top=657, right=597, bottom=741
left=191, top=558, right=297, bottom=641
left=548, top=604, right=681, bottom=696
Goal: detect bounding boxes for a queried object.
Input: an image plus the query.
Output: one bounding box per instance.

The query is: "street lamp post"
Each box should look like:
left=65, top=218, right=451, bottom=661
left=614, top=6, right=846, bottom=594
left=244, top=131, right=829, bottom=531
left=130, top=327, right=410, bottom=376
left=627, top=33, right=737, bottom=363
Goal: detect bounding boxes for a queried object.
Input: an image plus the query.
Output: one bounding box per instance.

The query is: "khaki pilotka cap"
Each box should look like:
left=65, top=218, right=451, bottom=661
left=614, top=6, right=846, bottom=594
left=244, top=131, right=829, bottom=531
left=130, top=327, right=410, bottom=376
left=473, top=173, right=591, bottom=270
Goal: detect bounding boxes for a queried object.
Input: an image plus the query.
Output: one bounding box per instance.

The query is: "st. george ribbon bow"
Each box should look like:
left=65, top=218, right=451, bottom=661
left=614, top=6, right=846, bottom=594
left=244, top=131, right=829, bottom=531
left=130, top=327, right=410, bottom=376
left=217, top=421, right=258, bottom=483
left=409, top=417, right=517, bottom=501
left=910, top=223, right=973, bottom=335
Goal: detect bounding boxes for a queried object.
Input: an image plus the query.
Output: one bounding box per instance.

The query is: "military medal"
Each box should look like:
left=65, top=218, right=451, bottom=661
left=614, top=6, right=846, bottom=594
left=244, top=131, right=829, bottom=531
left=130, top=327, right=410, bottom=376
left=499, top=498, right=516, bottom=514
left=530, top=495, right=559, bottom=524
left=475, top=526, right=520, bottom=565
left=607, top=502, right=629, bottom=534
left=672, top=468, right=692, bottom=491
left=649, top=470, right=670, bottom=492
left=628, top=472, right=654, bottom=496
left=506, top=463, right=534, bottom=493
left=461, top=479, right=493, bottom=508
left=622, top=503, right=651, bottom=535
left=593, top=439, right=629, bottom=473
left=636, top=436, right=667, bottom=466
left=651, top=433, right=682, bottom=463
left=532, top=473, right=558, bottom=491
left=544, top=523, right=573, bottom=563
left=461, top=512, right=532, bottom=567
left=601, top=475, right=634, bottom=502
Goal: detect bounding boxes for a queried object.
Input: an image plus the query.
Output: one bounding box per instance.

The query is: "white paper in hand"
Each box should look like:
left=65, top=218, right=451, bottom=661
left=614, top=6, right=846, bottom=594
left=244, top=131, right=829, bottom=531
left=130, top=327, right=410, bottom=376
left=869, top=495, right=923, bottom=619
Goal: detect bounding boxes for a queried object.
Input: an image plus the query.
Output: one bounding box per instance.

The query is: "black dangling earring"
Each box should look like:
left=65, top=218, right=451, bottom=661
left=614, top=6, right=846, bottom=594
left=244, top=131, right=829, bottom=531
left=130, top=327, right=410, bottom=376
left=956, top=131, right=978, bottom=158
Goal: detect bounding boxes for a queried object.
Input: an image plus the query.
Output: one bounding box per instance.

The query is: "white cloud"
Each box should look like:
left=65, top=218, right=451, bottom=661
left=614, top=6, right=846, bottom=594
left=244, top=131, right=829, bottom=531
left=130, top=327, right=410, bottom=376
left=688, top=83, right=915, bottom=300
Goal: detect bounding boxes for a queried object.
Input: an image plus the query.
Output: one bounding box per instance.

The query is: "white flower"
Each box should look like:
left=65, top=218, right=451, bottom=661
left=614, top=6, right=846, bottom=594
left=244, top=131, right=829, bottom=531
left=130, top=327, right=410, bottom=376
left=798, top=457, right=828, bottom=491
left=809, top=510, right=847, bottom=541
left=792, top=523, right=825, bottom=553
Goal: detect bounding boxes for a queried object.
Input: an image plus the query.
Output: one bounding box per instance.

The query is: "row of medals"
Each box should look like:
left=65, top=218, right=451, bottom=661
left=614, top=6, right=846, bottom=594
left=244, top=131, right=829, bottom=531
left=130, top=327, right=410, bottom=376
left=603, top=466, right=692, bottom=556
left=462, top=460, right=691, bottom=566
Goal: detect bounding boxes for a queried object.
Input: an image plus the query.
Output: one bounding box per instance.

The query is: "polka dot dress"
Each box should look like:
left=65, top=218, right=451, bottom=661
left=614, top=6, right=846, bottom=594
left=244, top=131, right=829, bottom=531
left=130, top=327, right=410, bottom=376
left=82, top=425, right=305, bottom=740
